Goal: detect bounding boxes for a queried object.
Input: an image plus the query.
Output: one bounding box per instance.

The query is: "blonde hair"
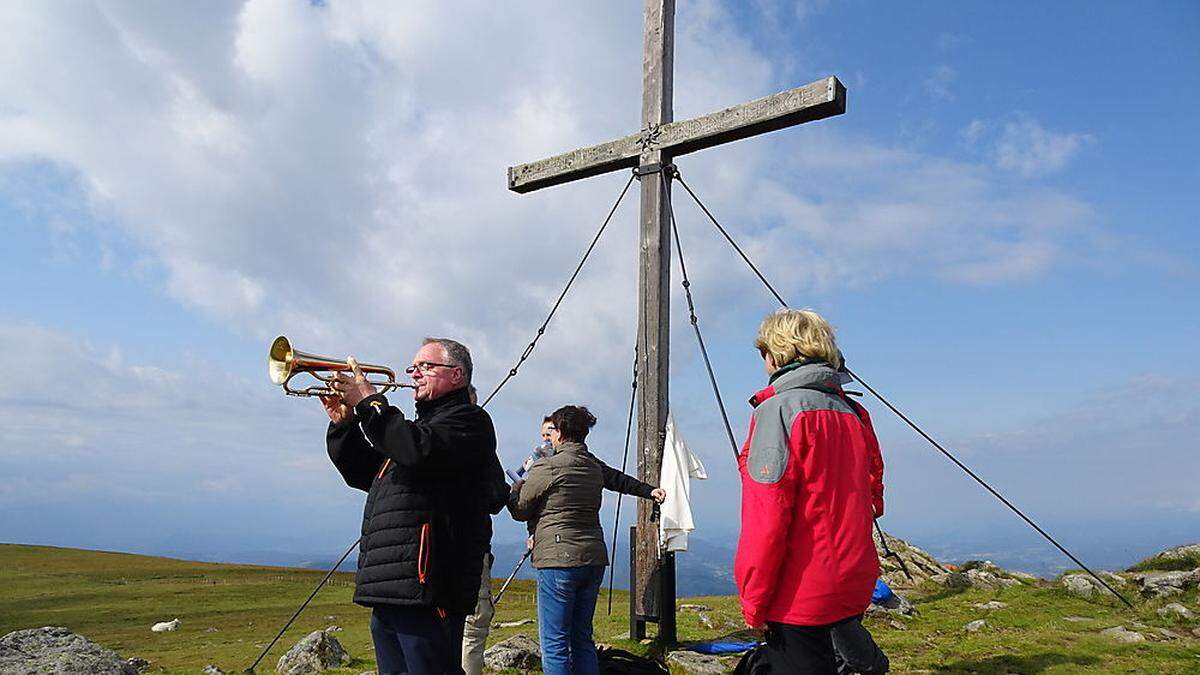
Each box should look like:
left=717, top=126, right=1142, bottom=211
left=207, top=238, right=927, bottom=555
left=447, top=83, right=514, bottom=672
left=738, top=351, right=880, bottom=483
left=754, top=308, right=842, bottom=369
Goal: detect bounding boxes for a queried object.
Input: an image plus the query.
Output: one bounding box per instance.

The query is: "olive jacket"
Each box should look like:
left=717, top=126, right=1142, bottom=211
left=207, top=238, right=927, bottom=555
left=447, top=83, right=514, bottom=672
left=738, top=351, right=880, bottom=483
left=507, top=441, right=654, bottom=568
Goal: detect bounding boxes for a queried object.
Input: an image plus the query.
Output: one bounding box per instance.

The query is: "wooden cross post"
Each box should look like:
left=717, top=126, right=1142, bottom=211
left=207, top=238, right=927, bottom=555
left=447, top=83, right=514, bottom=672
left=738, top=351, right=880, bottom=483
left=506, top=0, right=846, bottom=643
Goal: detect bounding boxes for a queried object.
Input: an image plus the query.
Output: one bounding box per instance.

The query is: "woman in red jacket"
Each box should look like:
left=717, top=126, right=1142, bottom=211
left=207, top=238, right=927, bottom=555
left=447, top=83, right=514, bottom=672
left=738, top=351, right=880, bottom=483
left=735, top=308, right=884, bottom=673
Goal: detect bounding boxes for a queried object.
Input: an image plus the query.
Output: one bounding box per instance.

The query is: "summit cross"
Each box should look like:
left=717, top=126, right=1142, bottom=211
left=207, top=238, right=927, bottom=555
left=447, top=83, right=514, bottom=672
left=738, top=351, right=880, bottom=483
left=506, top=0, right=846, bottom=642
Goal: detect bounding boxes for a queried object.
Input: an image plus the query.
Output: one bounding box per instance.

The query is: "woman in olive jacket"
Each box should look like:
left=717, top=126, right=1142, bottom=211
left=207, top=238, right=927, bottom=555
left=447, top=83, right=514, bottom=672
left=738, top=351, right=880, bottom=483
left=508, top=405, right=665, bottom=675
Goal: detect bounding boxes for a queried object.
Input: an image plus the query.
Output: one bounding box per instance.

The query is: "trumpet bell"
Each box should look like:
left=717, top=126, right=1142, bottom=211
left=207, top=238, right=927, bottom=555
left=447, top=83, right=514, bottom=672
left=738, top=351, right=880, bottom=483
left=269, top=335, right=295, bottom=385
left=268, top=335, right=411, bottom=397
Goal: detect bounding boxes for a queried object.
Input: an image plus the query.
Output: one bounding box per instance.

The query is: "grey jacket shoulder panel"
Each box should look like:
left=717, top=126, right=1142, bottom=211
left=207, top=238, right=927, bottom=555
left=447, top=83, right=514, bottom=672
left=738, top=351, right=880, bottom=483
left=746, top=374, right=857, bottom=485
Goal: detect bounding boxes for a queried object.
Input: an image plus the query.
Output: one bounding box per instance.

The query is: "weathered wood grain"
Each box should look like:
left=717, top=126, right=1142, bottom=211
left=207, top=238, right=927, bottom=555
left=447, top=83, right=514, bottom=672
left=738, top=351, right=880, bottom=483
left=633, top=0, right=674, bottom=642
left=507, top=76, right=845, bottom=193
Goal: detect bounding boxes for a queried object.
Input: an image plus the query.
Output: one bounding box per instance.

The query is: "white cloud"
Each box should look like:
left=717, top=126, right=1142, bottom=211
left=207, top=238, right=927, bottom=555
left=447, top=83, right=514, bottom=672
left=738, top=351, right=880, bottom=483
left=0, top=2, right=1117, bottom=384
left=0, top=321, right=332, bottom=507
left=0, top=2, right=1149, bottom=547
left=976, top=115, right=1096, bottom=177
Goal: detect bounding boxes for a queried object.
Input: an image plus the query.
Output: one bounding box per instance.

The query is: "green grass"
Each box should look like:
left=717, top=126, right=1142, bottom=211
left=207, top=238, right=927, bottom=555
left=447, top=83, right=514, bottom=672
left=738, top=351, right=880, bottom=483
left=2, top=544, right=1199, bottom=674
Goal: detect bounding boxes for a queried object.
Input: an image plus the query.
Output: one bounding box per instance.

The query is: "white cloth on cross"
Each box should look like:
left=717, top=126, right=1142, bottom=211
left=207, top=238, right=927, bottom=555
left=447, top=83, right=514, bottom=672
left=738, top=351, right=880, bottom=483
left=658, top=412, right=707, bottom=552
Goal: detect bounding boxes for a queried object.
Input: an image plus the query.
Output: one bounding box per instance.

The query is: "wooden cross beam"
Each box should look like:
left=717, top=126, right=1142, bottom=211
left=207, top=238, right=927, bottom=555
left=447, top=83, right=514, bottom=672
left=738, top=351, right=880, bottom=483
left=508, top=76, right=845, bottom=194
left=506, top=0, right=846, bottom=643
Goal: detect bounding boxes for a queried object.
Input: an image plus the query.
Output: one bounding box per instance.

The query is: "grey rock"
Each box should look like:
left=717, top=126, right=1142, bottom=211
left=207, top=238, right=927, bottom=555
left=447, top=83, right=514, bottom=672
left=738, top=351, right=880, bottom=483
left=931, top=572, right=971, bottom=590
left=483, top=634, right=541, bottom=671
left=1099, top=571, right=1129, bottom=586
left=1099, top=626, right=1146, bottom=643
left=973, top=601, right=1008, bottom=611
left=126, top=657, right=151, bottom=673
left=964, top=569, right=1020, bottom=589
left=202, top=666, right=227, bottom=675
left=666, top=650, right=724, bottom=675
left=1153, top=628, right=1181, bottom=641
left=964, top=619, right=986, bottom=633
left=1062, top=574, right=1106, bottom=598
left=866, top=592, right=915, bottom=618
left=959, top=561, right=1024, bottom=588
left=679, top=603, right=712, bottom=612
left=1157, top=603, right=1194, bottom=620
left=1062, top=616, right=1094, bottom=622
left=0, top=626, right=139, bottom=675
left=276, top=628, right=351, bottom=675
left=873, top=530, right=949, bottom=589
left=1132, top=568, right=1200, bottom=598
left=1192, top=627, right=1200, bottom=638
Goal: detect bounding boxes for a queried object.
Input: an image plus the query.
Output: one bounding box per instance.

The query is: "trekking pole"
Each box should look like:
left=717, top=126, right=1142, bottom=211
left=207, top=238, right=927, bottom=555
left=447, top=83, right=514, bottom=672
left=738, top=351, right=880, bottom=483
left=244, top=537, right=359, bottom=673
left=874, top=519, right=915, bottom=583
left=492, top=548, right=532, bottom=607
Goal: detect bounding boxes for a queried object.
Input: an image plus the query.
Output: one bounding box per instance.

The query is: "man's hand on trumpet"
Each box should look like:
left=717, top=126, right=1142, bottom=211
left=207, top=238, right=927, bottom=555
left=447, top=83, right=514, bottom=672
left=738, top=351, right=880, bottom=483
left=320, top=394, right=352, bottom=426
left=329, top=356, right=378, bottom=409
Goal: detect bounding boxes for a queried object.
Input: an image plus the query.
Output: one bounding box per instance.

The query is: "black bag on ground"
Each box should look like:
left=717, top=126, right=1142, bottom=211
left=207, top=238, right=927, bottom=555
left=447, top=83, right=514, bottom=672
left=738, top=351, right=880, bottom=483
left=598, top=646, right=669, bottom=674
left=733, top=644, right=772, bottom=674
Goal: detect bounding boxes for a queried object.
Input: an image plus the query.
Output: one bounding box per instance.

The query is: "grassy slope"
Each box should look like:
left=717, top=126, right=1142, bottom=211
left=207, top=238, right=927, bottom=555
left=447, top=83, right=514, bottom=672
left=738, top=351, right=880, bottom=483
left=2, top=544, right=1198, bottom=674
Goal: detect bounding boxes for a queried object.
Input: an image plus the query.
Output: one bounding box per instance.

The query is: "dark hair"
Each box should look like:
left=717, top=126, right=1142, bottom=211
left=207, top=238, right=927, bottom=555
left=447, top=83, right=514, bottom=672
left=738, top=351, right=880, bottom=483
left=549, top=405, right=596, bottom=443
left=542, top=415, right=553, bottom=424
left=422, top=337, right=473, bottom=382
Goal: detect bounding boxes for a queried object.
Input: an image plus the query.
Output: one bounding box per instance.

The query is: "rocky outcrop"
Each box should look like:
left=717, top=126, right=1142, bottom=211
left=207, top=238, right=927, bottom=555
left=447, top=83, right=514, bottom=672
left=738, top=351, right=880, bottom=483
left=483, top=634, right=541, bottom=671
left=1140, top=543, right=1200, bottom=568
left=1062, top=573, right=1107, bottom=597
left=276, top=628, right=351, bottom=675
left=0, top=626, right=141, bottom=675
left=1132, top=569, right=1200, bottom=598
left=873, top=530, right=947, bottom=588
left=930, top=560, right=1024, bottom=591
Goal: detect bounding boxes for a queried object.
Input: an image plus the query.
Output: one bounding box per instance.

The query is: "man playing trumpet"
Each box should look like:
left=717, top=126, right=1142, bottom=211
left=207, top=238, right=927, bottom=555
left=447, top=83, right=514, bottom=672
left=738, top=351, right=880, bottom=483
left=322, top=337, right=508, bottom=675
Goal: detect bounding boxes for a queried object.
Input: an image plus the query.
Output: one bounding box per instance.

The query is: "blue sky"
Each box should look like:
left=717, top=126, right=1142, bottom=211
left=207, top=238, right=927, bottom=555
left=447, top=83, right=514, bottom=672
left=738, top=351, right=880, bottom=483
left=1, top=0, right=1197, bottom=574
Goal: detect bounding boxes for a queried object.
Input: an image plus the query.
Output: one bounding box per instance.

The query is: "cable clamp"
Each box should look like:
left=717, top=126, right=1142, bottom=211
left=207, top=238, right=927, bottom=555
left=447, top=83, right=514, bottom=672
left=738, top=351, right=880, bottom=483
left=633, top=162, right=676, bottom=177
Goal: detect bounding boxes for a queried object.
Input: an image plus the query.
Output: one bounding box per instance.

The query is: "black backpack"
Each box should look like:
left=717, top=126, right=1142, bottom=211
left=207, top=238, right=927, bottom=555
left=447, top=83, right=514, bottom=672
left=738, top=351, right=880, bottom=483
left=598, top=647, right=669, bottom=674
left=733, top=645, right=772, bottom=674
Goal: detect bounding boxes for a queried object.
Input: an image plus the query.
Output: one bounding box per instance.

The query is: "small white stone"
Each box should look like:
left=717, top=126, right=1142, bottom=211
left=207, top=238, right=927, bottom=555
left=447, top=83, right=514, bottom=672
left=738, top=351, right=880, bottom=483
left=973, top=601, right=1008, bottom=610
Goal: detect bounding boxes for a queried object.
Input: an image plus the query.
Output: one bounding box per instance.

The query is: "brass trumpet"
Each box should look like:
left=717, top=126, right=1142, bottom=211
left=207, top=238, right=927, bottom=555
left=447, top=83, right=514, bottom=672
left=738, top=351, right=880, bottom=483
left=269, top=335, right=416, bottom=397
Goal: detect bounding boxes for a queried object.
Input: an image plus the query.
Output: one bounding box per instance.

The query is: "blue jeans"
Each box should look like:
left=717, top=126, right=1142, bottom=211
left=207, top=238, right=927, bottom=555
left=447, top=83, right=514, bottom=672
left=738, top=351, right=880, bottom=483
left=536, top=565, right=606, bottom=675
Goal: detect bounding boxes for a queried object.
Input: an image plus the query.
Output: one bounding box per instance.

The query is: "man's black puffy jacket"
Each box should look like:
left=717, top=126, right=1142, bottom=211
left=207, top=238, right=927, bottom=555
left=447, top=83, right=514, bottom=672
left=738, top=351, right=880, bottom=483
left=326, top=387, right=507, bottom=614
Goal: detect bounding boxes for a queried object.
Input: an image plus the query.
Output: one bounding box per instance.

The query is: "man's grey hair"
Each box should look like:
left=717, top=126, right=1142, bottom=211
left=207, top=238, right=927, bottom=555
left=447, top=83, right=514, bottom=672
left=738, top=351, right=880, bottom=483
left=423, top=337, right=473, bottom=383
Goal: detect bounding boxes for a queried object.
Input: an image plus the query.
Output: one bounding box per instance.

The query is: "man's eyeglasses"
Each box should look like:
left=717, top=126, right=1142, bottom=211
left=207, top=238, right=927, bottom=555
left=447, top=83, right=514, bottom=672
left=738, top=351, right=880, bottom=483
left=404, top=362, right=458, bottom=375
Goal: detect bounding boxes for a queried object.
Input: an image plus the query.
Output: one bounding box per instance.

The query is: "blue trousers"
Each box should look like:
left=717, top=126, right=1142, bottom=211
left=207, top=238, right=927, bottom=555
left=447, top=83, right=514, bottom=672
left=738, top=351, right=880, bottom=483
left=369, top=604, right=465, bottom=675
left=536, top=565, right=606, bottom=675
